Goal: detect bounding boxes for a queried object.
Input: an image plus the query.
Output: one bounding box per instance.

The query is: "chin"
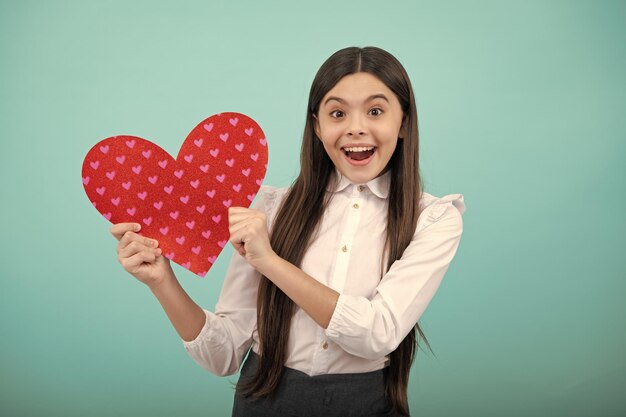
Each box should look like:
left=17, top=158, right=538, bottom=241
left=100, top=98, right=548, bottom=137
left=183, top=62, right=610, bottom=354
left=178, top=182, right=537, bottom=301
left=339, top=168, right=378, bottom=184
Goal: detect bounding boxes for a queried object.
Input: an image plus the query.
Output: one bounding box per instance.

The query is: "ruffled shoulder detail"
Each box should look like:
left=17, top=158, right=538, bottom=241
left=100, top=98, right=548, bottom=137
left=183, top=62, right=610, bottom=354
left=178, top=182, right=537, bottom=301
left=417, top=192, right=466, bottom=233
left=257, top=185, right=290, bottom=231
left=428, top=193, right=465, bottom=220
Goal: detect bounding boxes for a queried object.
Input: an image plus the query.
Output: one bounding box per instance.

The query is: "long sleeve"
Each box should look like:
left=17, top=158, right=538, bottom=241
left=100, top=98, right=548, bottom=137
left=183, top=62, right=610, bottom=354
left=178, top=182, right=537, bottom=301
left=181, top=186, right=283, bottom=376
left=182, top=252, right=261, bottom=376
left=324, top=199, right=465, bottom=360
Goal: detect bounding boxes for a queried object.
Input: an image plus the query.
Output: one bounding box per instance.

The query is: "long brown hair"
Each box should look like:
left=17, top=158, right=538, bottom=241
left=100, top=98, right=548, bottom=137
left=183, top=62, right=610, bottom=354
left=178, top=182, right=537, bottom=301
left=240, top=46, right=430, bottom=416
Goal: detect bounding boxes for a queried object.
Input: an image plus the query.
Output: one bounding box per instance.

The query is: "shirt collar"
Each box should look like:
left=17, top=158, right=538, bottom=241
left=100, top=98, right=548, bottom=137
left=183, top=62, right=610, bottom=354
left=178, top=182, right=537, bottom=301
left=326, top=168, right=390, bottom=199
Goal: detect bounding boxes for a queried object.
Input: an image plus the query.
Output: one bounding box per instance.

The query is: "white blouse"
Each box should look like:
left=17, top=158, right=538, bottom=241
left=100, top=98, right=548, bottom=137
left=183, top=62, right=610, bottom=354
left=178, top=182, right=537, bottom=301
left=182, top=170, right=465, bottom=376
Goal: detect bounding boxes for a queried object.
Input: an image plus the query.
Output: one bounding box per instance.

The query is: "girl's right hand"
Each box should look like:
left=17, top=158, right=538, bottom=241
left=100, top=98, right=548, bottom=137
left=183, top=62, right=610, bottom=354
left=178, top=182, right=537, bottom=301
left=110, top=223, right=173, bottom=288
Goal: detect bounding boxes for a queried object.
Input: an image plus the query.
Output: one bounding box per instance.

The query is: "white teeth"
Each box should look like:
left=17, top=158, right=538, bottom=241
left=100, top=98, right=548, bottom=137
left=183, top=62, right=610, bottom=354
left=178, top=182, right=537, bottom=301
left=343, top=146, right=375, bottom=152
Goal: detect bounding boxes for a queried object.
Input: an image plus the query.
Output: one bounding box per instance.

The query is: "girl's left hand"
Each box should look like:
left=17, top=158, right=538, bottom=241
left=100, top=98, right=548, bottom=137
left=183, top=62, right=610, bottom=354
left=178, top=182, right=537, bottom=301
left=228, top=207, right=276, bottom=269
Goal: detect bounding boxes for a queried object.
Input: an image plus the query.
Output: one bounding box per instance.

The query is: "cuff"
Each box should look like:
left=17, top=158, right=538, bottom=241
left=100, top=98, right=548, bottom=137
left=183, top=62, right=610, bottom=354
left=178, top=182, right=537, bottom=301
left=325, top=293, right=346, bottom=338
left=182, top=309, right=218, bottom=350
left=325, top=293, right=370, bottom=339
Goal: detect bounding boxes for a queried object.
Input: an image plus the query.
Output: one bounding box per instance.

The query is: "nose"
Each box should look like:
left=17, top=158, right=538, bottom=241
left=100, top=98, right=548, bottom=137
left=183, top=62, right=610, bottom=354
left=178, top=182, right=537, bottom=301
left=346, top=114, right=366, bottom=136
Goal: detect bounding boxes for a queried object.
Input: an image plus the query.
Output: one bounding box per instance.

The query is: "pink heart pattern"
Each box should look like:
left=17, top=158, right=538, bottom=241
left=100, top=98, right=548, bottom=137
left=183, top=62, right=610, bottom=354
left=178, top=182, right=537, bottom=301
left=82, top=112, right=268, bottom=277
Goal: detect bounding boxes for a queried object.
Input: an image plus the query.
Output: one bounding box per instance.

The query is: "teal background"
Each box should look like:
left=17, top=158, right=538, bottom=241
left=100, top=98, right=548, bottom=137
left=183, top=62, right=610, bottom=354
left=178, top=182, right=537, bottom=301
left=1, top=0, right=624, bottom=416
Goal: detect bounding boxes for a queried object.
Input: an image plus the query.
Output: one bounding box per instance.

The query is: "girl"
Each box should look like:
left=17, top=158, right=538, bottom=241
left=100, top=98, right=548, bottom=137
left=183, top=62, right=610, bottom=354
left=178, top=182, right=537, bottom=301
left=110, top=46, right=465, bottom=417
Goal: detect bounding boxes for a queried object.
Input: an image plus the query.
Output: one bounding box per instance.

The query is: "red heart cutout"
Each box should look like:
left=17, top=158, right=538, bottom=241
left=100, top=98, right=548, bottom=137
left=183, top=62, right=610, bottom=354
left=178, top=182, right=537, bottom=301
left=82, top=112, right=268, bottom=277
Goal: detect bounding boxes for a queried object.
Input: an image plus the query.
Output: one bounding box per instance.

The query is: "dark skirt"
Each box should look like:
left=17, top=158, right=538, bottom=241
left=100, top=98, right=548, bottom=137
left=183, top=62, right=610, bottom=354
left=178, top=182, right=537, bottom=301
left=232, top=351, right=400, bottom=417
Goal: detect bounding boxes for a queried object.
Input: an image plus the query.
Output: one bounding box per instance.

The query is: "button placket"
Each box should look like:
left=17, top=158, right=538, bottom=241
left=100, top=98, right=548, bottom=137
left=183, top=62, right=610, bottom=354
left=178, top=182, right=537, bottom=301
left=330, top=186, right=363, bottom=293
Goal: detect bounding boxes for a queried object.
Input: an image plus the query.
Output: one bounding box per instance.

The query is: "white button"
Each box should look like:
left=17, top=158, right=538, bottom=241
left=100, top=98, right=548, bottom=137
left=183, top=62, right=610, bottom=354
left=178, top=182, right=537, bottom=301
left=341, top=245, right=347, bottom=252
left=353, top=203, right=359, bottom=209
left=357, top=185, right=365, bottom=192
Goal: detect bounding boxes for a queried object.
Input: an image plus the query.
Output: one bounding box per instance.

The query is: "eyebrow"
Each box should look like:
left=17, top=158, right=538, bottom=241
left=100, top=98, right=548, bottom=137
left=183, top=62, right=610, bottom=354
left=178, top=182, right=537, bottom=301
left=323, top=94, right=390, bottom=107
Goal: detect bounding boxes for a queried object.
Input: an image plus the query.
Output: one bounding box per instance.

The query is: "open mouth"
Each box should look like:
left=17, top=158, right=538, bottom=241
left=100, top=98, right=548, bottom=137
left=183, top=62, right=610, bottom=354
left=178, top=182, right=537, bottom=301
left=342, top=146, right=377, bottom=161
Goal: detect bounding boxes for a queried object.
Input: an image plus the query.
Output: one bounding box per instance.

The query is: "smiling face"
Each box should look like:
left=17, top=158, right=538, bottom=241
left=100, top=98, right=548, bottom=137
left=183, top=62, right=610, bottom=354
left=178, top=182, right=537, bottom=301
left=313, top=72, right=406, bottom=184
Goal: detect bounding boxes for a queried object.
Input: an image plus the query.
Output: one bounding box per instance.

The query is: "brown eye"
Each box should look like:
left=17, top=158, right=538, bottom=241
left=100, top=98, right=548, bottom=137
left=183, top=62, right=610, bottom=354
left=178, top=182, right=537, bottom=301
left=369, top=108, right=383, bottom=116
left=330, top=110, right=344, bottom=118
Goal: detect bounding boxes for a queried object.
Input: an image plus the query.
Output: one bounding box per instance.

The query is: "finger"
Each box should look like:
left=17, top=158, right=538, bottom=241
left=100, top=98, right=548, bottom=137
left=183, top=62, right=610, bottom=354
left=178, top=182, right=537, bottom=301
left=233, top=242, right=246, bottom=257
left=120, top=249, right=158, bottom=273
left=229, top=226, right=247, bottom=244
left=118, top=231, right=159, bottom=254
left=228, top=206, right=252, bottom=215
left=119, top=240, right=161, bottom=260
left=110, top=223, right=141, bottom=241
left=228, top=207, right=263, bottom=219
left=229, top=217, right=262, bottom=236
left=228, top=211, right=252, bottom=226
left=228, top=229, right=247, bottom=257
left=228, top=211, right=265, bottom=227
